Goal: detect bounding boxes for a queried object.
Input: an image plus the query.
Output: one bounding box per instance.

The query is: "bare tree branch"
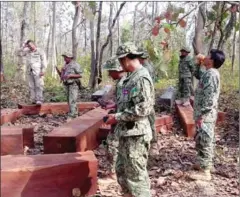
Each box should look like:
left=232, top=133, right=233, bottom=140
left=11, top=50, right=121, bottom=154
left=176, top=1, right=205, bottom=27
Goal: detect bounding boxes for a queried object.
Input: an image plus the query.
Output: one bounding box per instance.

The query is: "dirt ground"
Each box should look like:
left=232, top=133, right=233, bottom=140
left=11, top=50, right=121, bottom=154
left=1, top=80, right=239, bottom=197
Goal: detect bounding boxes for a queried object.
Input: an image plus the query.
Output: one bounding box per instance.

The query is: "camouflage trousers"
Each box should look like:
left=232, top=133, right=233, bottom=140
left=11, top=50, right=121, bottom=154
left=149, top=112, right=157, bottom=143
left=178, top=77, right=194, bottom=99
left=195, top=121, right=216, bottom=170
left=116, top=135, right=151, bottom=197
left=65, top=83, right=78, bottom=118
left=27, top=73, right=44, bottom=102
left=106, top=128, right=118, bottom=174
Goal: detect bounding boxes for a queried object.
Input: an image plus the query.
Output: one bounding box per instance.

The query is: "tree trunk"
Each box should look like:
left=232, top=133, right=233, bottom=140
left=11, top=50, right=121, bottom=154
left=208, top=2, right=221, bottom=53
left=0, top=1, right=3, bottom=75
left=98, top=2, right=126, bottom=81
left=5, top=2, right=8, bottom=55
left=50, top=2, right=57, bottom=77
left=88, top=20, right=96, bottom=87
left=16, top=2, right=30, bottom=81
left=152, top=1, right=155, bottom=24
left=108, top=2, right=113, bottom=56
left=84, top=19, right=87, bottom=54
left=219, top=7, right=237, bottom=50
left=92, top=1, right=103, bottom=89
left=46, top=13, right=51, bottom=61
left=72, top=2, right=81, bottom=61
left=31, top=2, right=36, bottom=42
left=192, top=2, right=206, bottom=55
left=231, top=26, right=237, bottom=73
left=217, top=2, right=226, bottom=50
left=116, top=2, right=120, bottom=46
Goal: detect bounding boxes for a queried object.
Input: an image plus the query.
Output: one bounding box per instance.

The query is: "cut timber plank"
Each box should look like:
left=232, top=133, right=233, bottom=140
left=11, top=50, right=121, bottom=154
left=1, top=129, right=23, bottom=155
left=18, top=102, right=99, bottom=115
left=1, top=109, right=22, bottom=125
left=43, top=107, right=108, bottom=154
left=98, top=124, right=111, bottom=142
left=176, top=102, right=196, bottom=138
left=1, top=151, right=98, bottom=197
left=1, top=126, right=34, bottom=149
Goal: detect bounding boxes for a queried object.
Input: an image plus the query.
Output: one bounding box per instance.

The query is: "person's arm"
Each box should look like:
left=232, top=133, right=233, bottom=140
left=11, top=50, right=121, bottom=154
left=68, top=63, right=82, bottom=79
left=115, top=77, right=154, bottom=122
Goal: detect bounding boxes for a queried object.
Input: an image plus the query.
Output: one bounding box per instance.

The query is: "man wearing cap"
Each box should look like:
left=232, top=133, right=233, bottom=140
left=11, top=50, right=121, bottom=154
left=100, top=57, right=126, bottom=181
left=138, top=48, right=157, bottom=150
left=56, top=52, right=82, bottom=120
left=187, top=49, right=225, bottom=181
left=139, top=50, right=155, bottom=81
left=176, top=46, right=195, bottom=106
left=17, top=39, right=47, bottom=105
left=105, top=42, right=155, bottom=197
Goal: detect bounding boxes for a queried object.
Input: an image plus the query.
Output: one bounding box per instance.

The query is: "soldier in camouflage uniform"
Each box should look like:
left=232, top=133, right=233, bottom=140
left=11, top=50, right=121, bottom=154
left=101, top=57, right=126, bottom=181
left=176, top=46, right=195, bottom=106
left=57, top=52, right=82, bottom=120
left=138, top=49, right=157, bottom=145
left=17, top=40, right=47, bottom=105
left=188, top=49, right=225, bottom=181
left=105, top=42, right=155, bottom=197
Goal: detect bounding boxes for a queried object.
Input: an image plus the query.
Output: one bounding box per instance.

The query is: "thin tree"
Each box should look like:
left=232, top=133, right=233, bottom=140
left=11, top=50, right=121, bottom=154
left=108, top=2, right=113, bottom=56
left=0, top=1, right=3, bottom=78
left=72, top=2, right=81, bottom=60
left=98, top=2, right=126, bottom=83
left=17, top=2, right=30, bottom=81
left=192, top=2, right=206, bottom=55
left=50, top=2, right=57, bottom=77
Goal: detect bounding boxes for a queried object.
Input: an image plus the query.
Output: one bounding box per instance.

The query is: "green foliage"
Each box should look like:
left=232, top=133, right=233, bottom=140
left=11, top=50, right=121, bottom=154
left=120, top=21, right=132, bottom=43
left=3, top=59, right=17, bottom=78
left=219, top=59, right=239, bottom=93
left=154, top=78, right=177, bottom=90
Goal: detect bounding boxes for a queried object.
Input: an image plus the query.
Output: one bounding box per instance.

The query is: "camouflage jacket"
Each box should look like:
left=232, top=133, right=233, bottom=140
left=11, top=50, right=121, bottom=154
left=179, top=56, right=195, bottom=78
left=61, top=60, right=82, bottom=85
left=17, top=47, right=47, bottom=75
left=143, top=60, right=155, bottom=82
left=115, top=67, right=155, bottom=137
left=194, top=68, right=220, bottom=122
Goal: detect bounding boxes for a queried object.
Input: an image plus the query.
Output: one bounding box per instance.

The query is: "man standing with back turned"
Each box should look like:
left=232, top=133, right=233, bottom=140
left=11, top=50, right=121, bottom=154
left=176, top=46, right=195, bottom=106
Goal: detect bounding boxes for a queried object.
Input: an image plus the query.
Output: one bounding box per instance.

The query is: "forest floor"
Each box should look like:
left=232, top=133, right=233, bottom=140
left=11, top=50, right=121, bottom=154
left=1, top=79, right=239, bottom=197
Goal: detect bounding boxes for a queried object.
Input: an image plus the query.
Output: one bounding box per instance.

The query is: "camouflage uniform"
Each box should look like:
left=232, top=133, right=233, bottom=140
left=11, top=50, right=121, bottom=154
left=61, top=56, right=82, bottom=118
left=115, top=43, right=155, bottom=197
left=17, top=47, right=47, bottom=103
left=140, top=50, right=157, bottom=143
left=193, top=67, right=220, bottom=170
left=103, top=58, right=125, bottom=175
left=178, top=47, right=195, bottom=100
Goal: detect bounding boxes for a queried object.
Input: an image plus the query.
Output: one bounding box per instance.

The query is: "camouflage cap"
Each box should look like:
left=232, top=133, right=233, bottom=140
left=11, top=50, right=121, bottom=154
left=103, top=57, right=123, bottom=71
left=180, top=46, right=191, bottom=53
left=62, top=52, right=73, bottom=58
left=116, top=42, right=143, bottom=58
left=138, top=47, right=149, bottom=59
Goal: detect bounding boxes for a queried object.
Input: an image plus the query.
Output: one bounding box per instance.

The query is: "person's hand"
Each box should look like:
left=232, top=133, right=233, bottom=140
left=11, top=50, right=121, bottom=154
left=64, top=75, right=70, bottom=80
left=195, top=54, right=205, bottom=65
left=196, top=118, right=203, bottom=128
left=39, top=72, right=44, bottom=77
left=104, top=103, right=116, bottom=110
left=105, top=114, right=117, bottom=125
